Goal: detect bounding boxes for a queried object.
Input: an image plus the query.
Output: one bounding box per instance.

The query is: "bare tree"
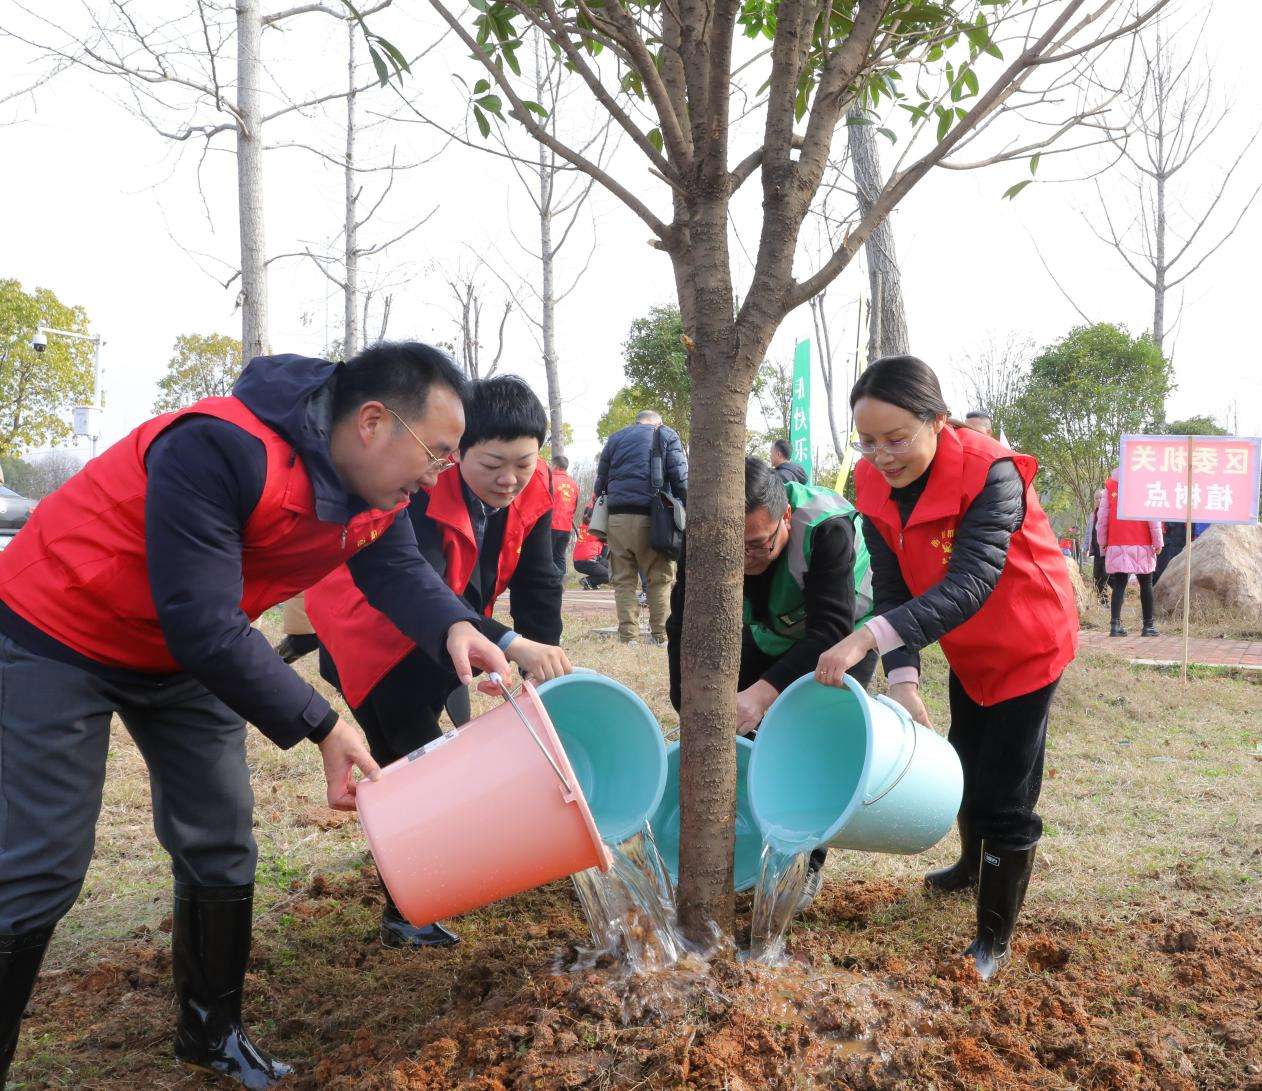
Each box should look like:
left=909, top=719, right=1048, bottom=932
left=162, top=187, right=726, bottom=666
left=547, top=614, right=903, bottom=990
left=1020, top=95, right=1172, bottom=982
left=955, top=331, right=1034, bottom=438
left=443, top=263, right=512, bottom=380
left=808, top=290, right=863, bottom=463
left=1088, top=18, right=1261, bottom=354
left=7, top=0, right=393, bottom=359
left=377, top=0, right=1166, bottom=937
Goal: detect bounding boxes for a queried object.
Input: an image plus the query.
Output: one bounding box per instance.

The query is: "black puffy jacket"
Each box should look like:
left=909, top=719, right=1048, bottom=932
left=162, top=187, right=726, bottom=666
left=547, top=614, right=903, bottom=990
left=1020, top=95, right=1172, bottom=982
left=594, top=423, right=688, bottom=514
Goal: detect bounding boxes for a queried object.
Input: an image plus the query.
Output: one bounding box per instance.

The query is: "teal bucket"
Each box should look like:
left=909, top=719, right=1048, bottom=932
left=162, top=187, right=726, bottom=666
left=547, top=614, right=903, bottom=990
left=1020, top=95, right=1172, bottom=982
left=535, top=671, right=667, bottom=845
left=649, top=737, right=761, bottom=892
left=748, top=674, right=962, bottom=855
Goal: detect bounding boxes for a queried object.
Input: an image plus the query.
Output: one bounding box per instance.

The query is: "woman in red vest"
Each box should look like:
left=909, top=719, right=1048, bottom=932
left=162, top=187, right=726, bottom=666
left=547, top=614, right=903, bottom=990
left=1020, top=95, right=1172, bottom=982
left=814, top=356, right=1078, bottom=981
left=1097, top=468, right=1163, bottom=637
left=307, top=376, right=570, bottom=948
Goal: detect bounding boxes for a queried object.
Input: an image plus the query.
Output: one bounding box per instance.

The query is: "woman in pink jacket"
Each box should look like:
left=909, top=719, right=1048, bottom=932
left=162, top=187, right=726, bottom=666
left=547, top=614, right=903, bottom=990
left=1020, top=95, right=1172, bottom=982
left=1097, top=469, right=1163, bottom=637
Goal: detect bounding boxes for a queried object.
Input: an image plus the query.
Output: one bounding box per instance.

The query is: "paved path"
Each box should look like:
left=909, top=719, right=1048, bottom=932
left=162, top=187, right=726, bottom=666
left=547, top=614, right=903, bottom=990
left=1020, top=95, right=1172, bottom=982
left=1077, top=628, right=1262, bottom=669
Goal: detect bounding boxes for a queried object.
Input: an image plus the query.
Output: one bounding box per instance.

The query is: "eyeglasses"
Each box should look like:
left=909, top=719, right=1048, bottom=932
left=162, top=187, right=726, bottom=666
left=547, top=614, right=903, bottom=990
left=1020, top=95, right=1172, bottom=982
left=744, top=520, right=784, bottom=557
left=850, top=421, right=928, bottom=457
left=384, top=407, right=458, bottom=473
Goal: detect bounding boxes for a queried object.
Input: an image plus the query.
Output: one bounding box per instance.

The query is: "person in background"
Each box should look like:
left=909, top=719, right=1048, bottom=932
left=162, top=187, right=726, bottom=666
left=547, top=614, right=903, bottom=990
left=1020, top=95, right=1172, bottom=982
left=667, top=457, right=875, bottom=911
left=550, top=454, right=580, bottom=579
left=814, top=356, right=1077, bottom=982
left=275, top=593, right=319, bottom=662
left=307, top=376, right=569, bottom=950
left=1088, top=488, right=1109, bottom=603
left=573, top=502, right=611, bottom=589
left=0, top=343, right=513, bottom=1088
left=593, top=409, right=688, bottom=644
left=962, top=409, right=993, bottom=436
left=1098, top=469, right=1162, bottom=637
left=770, top=437, right=808, bottom=484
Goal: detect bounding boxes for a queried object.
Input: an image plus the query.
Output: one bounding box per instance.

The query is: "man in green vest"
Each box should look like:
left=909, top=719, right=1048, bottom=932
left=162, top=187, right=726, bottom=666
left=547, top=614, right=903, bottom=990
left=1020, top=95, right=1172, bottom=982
left=666, top=456, right=877, bottom=908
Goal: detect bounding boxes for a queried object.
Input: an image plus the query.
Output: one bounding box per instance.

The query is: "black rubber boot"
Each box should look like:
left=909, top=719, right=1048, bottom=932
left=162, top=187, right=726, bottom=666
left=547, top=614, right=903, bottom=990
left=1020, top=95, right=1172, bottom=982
left=1109, top=621, right=1127, bottom=637
left=274, top=633, right=318, bottom=664
left=379, top=884, right=459, bottom=949
left=1141, top=624, right=1159, bottom=636
left=172, top=883, right=293, bottom=1089
left=1, top=926, right=55, bottom=1086
left=924, top=817, right=980, bottom=893
left=964, top=842, right=1036, bottom=982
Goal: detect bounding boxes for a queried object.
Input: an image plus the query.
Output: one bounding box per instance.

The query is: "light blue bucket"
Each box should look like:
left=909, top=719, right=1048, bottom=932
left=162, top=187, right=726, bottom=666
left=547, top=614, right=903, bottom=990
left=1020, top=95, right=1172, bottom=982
left=648, top=737, right=761, bottom=892
left=535, top=671, right=667, bottom=845
left=749, top=674, right=962, bottom=855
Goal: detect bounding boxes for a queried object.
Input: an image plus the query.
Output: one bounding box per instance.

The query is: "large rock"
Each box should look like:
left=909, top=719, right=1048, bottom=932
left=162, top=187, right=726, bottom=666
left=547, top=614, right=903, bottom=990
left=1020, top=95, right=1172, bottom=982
left=1154, top=523, right=1262, bottom=617
left=1062, top=555, right=1090, bottom=623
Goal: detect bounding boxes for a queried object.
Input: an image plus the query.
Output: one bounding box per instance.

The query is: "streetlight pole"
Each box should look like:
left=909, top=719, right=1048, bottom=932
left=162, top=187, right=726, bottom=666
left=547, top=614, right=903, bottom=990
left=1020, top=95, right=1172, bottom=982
left=37, top=326, right=103, bottom=456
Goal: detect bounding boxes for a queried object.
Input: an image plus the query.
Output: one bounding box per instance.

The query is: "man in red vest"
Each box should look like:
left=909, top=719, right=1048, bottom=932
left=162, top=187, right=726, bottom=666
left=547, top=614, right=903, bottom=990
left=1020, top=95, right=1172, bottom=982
left=550, top=454, right=581, bottom=577
left=307, top=376, right=569, bottom=949
left=0, top=343, right=511, bottom=1088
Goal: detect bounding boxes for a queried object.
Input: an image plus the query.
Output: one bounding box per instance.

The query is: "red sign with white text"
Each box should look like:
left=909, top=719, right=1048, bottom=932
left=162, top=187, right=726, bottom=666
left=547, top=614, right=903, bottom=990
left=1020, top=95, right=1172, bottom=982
left=1117, top=434, right=1261, bottom=524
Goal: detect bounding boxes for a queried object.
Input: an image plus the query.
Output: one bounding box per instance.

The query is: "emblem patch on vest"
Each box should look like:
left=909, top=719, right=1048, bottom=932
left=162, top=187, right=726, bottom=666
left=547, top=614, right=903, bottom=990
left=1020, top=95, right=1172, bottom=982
left=930, top=526, right=955, bottom=566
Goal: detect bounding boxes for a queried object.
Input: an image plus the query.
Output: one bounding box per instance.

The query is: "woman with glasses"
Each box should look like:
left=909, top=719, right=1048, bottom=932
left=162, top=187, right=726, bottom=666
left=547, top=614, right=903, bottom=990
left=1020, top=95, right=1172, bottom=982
left=813, top=355, right=1078, bottom=981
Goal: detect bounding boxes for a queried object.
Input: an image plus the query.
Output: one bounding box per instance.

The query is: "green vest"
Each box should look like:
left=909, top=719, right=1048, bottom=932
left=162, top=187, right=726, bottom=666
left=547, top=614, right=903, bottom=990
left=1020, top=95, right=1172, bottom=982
left=744, top=482, right=873, bottom=658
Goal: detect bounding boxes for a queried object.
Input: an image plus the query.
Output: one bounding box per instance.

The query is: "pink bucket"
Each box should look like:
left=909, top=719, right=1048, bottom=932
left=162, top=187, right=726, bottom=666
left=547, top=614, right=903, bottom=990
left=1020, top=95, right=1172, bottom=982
left=356, top=680, right=613, bottom=926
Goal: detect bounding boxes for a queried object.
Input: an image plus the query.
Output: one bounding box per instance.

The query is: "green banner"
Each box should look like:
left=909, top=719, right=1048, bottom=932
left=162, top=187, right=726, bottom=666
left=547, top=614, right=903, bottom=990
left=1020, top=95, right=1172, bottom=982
left=790, top=339, right=813, bottom=483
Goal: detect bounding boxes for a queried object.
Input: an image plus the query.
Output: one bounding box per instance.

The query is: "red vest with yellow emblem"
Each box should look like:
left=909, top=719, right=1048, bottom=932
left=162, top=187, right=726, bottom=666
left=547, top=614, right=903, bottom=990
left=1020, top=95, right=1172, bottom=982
left=0, top=398, right=403, bottom=674
left=306, top=460, right=555, bottom=707
left=551, top=469, right=580, bottom=532
left=855, top=425, right=1078, bottom=705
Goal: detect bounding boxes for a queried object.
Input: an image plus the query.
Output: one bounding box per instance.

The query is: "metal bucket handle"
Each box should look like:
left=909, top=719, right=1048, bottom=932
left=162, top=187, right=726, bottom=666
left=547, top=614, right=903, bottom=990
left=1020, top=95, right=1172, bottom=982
left=490, top=672, right=577, bottom=797
left=862, top=694, right=918, bottom=807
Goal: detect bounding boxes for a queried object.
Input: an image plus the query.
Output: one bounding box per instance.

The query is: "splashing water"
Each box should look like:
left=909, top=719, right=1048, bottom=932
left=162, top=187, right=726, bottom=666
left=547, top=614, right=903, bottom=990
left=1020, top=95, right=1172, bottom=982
left=749, top=840, right=812, bottom=965
left=570, top=824, right=689, bottom=974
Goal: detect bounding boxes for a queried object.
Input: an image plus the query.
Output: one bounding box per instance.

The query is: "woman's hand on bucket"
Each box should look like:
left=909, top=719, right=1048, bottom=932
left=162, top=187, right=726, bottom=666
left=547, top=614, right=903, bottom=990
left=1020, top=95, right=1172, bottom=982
left=317, top=718, right=382, bottom=811
left=888, top=681, right=933, bottom=728
left=447, top=621, right=512, bottom=689
left=815, top=628, right=877, bottom=687
left=736, top=680, right=777, bottom=736
left=506, top=637, right=573, bottom=683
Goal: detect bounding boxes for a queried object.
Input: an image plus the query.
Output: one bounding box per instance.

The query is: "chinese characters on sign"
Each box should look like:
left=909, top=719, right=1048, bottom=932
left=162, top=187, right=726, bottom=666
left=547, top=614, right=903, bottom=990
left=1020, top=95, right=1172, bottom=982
left=789, top=340, right=813, bottom=483
left=1117, top=435, right=1261, bottom=524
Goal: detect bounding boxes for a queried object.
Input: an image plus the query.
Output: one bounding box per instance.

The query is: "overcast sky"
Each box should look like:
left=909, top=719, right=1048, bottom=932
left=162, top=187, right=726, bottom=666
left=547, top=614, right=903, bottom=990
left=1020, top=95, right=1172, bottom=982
left=2, top=1, right=1259, bottom=468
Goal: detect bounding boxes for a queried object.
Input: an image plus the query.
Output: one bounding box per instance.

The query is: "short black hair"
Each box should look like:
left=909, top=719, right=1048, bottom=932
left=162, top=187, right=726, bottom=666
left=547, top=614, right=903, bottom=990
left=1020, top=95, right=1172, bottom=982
left=849, top=355, right=949, bottom=420
left=331, top=341, right=466, bottom=424
left=552, top=454, right=569, bottom=471
left=966, top=409, right=991, bottom=421
left=461, top=375, right=547, bottom=453
left=745, top=456, right=788, bottom=517
left=771, top=438, right=792, bottom=460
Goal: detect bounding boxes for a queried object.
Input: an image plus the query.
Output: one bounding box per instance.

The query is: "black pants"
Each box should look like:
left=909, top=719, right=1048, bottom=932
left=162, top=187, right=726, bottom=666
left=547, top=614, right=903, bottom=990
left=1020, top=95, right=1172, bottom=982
left=1092, top=555, right=1108, bottom=599
left=1109, top=572, right=1154, bottom=625
left=551, top=530, right=571, bottom=579
left=574, top=556, right=611, bottom=587
left=0, top=636, right=255, bottom=934
left=947, top=672, right=1057, bottom=851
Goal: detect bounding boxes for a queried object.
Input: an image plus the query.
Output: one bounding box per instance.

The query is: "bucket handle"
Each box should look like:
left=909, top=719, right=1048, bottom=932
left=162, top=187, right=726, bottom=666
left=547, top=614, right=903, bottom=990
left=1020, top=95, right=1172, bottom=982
left=862, top=695, right=918, bottom=807
left=490, top=673, right=577, bottom=797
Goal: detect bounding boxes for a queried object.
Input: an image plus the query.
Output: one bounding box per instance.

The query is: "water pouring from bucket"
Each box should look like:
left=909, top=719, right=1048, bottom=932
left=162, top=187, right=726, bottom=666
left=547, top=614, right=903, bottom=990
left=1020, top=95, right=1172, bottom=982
left=355, top=676, right=613, bottom=928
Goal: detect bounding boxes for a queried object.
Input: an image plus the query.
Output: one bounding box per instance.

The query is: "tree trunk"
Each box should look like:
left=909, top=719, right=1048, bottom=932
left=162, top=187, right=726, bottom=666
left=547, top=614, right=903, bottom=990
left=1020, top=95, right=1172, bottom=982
left=235, top=0, right=269, bottom=361
left=539, top=132, right=565, bottom=458
left=847, top=112, right=908, bottom=361
left=673, top=196, right=759, bottom=942
left=344, top=19, right=360, bottom=358
left=809, top=295, right=846, bottom=462
left=1153, top=168, right=1166, bottom=354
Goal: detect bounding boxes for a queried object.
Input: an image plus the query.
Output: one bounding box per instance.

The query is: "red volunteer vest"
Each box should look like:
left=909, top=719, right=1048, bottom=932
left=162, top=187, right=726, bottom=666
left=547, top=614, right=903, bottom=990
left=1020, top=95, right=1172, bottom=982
left=306, top=460, right=555, bottom=707
left=551, top=469, right=580, bottom=532
left=855, top=425, right=1078, bottom=705
left=1103, top=472, right=1156, bottom=547
left=572, top=522, right=603, bottom=563
left=0, top=397, right=403, bottom=674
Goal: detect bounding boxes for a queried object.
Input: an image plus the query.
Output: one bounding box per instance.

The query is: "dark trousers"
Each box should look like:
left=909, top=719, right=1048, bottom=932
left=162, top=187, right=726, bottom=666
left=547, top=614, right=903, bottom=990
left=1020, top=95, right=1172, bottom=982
left=551, top=530, right=571, bottom=579
left=947, top=672, right=1057, bottom=851
left=346, top=647, right=458, bottom=766
left=0, top=636, right=255, bottom=935
left=1092, top=555, right=1108, bottom=600
left=1109, top=572, right=1154, bottom=625
left=574, top=556, right=611, bottom=587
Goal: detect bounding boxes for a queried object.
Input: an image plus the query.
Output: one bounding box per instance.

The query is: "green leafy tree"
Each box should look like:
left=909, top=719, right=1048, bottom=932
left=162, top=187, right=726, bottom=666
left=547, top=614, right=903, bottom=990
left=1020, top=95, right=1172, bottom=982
left=1012, top=323, right=1173, bottom=535
left=0, top=280, right=94, bottom=457
left=540, top=422, right=575, bottom=463
left=1162, top=415, right=1228, bottom=436
left=621, top=306, right=691, bottom=441
left=153, top=334, right=245, bottom=413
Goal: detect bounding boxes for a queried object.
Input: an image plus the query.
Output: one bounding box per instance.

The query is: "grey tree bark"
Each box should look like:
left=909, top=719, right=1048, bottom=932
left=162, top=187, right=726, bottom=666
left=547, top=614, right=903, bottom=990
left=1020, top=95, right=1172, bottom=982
left=236, top=0, right=269, bottom=360
left=343, top=19, right=360, bottom=357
